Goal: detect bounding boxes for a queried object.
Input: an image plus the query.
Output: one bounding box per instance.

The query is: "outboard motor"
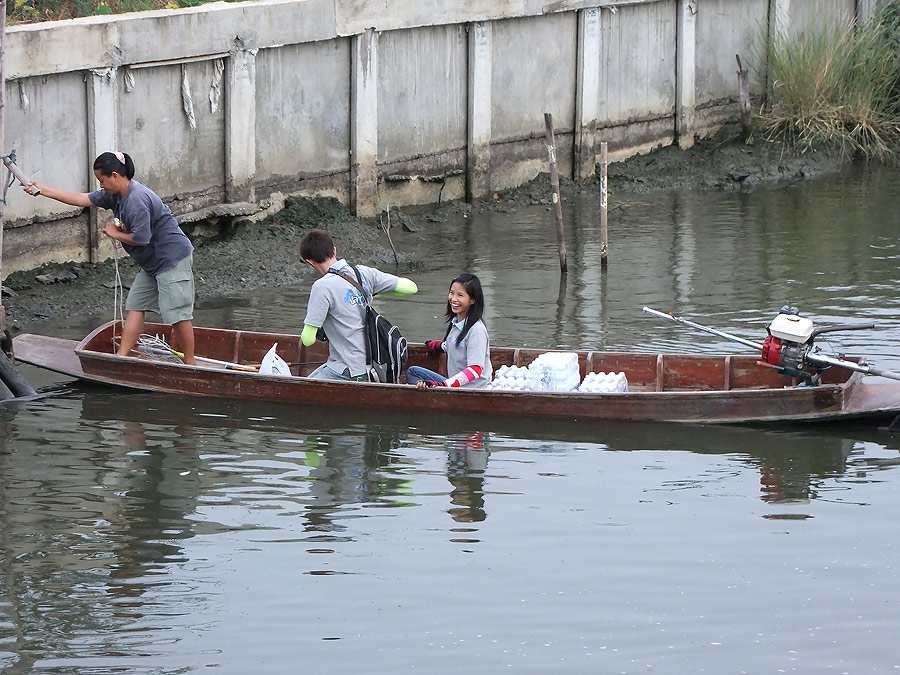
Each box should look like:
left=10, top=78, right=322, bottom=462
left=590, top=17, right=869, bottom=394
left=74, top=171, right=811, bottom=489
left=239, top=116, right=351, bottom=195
left=642, top=304, right=900, bottom=384
left=761, top=305, right=876, bottom=384
left=761, top=305, right=816, bottom=379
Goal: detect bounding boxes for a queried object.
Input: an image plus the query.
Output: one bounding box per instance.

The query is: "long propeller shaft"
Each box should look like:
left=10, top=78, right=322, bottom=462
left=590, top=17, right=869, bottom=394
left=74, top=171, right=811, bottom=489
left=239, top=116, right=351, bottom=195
left=641, top=306, right=764, bottom=351
left=642, top=306, right=900, bottom=382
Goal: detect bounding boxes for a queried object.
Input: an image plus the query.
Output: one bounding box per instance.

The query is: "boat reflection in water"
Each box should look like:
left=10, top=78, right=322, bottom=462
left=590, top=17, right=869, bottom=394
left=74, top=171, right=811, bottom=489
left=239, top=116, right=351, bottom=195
left=74, top=390, right=868, bottom=522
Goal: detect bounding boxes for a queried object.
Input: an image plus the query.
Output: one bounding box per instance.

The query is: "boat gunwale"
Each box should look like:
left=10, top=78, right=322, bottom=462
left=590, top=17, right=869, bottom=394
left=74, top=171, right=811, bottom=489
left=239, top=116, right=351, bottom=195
left=73, top=320, right=862, bottom=401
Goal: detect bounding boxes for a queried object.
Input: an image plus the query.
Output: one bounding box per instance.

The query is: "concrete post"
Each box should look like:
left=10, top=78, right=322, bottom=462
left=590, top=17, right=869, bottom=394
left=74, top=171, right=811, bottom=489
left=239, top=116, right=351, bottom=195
left=575, top=8, right=600, bottom=182
left=675, top=0, right=696, bottom=149
left=856, top=0, right=877, bottom=23
left=767, top=0, right=790, bottom=100
left=770, top=0, right=790, bottom=36
left=226, top=48, right=257, bottom=204
left=466, top=20, right=492, bottom=201
left=87, top=67, right=118, bottom=263
left=350, top=28, right=379, bottom=219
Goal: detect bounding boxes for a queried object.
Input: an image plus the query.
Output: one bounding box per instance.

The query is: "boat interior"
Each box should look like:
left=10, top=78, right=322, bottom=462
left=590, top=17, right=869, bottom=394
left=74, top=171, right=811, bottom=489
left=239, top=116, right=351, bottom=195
left=79, top=322, right=855, bottom=392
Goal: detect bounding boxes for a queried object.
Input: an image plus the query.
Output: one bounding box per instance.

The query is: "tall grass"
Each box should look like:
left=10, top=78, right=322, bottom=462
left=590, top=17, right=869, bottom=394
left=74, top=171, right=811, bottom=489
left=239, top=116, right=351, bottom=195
left=755, top=2, right=900, bottom=163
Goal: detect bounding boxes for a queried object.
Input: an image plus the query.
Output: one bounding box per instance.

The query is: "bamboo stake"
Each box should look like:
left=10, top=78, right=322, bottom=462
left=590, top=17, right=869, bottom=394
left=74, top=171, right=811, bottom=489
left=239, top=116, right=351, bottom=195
left=543, top=112, right=567, bottom=273
left=599, top=141, right=608, bottom=267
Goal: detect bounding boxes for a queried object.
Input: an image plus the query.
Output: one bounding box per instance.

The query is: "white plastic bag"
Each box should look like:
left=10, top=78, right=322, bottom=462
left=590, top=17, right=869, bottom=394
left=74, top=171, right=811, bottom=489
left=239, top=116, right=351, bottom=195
left=258, top=343, right=291, bottom=377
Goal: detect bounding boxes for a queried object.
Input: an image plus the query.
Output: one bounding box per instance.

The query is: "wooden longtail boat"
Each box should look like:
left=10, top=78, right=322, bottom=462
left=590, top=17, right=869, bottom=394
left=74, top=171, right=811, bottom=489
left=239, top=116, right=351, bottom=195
left=12, top=321, right=900, bottom=425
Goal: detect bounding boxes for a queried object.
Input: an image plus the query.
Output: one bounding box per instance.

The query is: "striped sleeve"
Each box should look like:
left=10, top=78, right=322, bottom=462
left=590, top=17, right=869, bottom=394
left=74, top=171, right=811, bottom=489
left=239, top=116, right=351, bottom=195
left=445, top=365, right=483, bottom=388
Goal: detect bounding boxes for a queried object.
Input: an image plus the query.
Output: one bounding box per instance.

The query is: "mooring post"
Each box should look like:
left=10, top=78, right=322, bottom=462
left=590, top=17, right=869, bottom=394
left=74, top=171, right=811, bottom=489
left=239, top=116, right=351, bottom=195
left=0, top=3, right=37, bottom=399
left=543, top=112, right=568, bottom=274
left=600, top=141, right=608, bottom=267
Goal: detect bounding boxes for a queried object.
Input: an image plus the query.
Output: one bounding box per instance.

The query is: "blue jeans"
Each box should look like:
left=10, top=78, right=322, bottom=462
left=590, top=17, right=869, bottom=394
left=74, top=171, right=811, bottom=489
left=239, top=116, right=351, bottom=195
left=405, top=365, right=444, bottom=385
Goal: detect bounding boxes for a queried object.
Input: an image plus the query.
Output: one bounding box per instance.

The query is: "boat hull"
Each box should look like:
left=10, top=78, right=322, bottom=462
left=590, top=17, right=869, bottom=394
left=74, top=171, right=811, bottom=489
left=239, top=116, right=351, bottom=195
left=12, top=322, right=900, bottom=425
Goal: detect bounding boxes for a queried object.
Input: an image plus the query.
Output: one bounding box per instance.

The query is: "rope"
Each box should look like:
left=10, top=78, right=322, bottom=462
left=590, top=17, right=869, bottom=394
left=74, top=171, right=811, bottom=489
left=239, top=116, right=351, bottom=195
left=115, top=333, right=184, bottom=364
left=140, top=334, right=185, bottom=363
left=109, top=226, right=127, bottom=352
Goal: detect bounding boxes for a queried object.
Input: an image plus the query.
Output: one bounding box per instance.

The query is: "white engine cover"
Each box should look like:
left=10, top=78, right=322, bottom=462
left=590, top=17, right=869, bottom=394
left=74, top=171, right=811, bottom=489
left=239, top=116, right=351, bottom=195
left=769, top=313, right=815, bottom=343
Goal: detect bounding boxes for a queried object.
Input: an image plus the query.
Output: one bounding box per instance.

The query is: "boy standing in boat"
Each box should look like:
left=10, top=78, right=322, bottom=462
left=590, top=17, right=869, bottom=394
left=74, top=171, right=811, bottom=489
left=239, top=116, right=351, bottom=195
left=299, top=229, right=417, bottom=381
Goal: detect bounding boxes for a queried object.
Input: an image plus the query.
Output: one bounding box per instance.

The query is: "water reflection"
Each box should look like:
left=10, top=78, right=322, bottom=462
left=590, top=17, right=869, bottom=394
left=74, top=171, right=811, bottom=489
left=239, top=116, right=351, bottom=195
left=445, top=432, right=490, bottom=526
left=299, top=427, right=409, bottom=533
left=5, top=163, right=900, bottom=673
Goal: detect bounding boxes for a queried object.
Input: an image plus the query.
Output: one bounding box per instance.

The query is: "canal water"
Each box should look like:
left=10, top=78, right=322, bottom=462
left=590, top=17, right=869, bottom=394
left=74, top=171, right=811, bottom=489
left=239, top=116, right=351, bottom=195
left=2, top=164, right=900, bottom=673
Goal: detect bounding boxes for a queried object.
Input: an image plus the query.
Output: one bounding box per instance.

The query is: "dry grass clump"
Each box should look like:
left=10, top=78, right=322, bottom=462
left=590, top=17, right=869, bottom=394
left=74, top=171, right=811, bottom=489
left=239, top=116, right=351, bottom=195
left=755, top=1, right=900, bottom=164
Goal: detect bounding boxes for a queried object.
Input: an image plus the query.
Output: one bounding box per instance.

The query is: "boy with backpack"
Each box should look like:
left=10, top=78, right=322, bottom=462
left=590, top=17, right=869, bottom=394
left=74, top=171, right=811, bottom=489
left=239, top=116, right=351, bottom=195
left=299, top=229, right=417, bottom=381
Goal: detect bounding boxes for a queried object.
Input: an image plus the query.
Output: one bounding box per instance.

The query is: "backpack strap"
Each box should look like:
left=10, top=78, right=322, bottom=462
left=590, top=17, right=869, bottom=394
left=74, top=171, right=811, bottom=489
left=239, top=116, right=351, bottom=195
left=328, top=266, right=371, bottom=305
left=326, top=265, right=374, bottom=375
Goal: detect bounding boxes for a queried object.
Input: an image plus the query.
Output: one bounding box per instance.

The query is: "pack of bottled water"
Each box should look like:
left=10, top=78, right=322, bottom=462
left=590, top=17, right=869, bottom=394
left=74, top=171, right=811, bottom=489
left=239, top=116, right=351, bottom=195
left=578, top=371, right=628, bottom=393
left=488, top=352, right=582, bottom=392
left=488, top=364, right=535, bottom=391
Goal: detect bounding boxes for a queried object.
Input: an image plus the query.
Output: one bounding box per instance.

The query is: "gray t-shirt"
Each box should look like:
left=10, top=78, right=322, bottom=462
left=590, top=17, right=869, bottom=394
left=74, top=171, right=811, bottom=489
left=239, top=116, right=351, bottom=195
left=89, top=180, right=193, bottom=276
left=445, top=317, right=492, bottom=389
left=304, top=261, right=401, bottom=377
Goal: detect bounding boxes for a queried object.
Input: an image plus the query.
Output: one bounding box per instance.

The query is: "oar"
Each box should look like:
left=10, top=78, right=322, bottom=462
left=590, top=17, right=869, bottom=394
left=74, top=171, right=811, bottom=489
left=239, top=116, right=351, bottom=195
left=642, top=306, right=900, bottom=382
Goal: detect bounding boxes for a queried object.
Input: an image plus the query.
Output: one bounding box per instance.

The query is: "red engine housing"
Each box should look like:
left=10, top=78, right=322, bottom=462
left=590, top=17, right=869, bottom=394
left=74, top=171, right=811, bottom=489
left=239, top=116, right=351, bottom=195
left=761, top=335, right=783, bottom=366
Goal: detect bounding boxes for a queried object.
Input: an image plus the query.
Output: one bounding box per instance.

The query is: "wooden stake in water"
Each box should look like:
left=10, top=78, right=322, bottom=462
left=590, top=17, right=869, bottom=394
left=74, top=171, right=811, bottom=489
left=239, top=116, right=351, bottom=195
left=543, top=112, right=568, bottom=273
left=600, top=141, right=609, bottom=267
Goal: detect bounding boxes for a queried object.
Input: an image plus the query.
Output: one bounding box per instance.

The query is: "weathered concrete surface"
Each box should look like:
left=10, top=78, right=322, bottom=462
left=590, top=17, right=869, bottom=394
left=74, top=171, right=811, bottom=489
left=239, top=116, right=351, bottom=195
left=0, top=0, right=874, bottom=278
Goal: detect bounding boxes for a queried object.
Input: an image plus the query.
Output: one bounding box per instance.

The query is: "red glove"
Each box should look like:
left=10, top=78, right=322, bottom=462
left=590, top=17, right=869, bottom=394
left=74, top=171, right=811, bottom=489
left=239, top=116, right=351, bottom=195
left=425, top=340, right=443, bottom=354
left=423, top=380, right=447, bottom=388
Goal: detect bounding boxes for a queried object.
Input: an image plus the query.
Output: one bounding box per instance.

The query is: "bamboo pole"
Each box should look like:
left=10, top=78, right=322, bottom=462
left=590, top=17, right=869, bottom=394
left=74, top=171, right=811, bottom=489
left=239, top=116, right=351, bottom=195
left=543, top=112, right=567, bottom=274
left=599, top=141, right=608, bottom=267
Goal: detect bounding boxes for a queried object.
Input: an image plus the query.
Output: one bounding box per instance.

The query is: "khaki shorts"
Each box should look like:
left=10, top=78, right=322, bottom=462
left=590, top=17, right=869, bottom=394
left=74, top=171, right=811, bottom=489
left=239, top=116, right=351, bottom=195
left=126, top=254, right=194, bottom=324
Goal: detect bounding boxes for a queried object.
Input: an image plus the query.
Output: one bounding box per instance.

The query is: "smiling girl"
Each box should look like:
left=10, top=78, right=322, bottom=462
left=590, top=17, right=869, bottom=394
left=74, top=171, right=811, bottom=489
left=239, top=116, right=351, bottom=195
left=406, top=273, right=492, bottom=389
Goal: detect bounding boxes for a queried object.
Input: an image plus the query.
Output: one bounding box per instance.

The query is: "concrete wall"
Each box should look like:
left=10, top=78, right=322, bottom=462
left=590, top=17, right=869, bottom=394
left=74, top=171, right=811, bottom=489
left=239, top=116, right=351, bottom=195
left=0, top=0, right=875, bottom=276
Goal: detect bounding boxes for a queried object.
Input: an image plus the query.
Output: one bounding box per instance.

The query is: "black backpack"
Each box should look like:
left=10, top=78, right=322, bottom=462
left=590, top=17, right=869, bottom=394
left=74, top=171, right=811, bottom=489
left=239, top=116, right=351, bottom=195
left=330, top=266, right=408, bottom=383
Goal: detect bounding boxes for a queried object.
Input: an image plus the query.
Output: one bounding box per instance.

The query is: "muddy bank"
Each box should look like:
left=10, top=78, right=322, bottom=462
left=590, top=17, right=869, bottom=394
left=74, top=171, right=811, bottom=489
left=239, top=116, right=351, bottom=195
left=1, top=132, right=845, bottom=336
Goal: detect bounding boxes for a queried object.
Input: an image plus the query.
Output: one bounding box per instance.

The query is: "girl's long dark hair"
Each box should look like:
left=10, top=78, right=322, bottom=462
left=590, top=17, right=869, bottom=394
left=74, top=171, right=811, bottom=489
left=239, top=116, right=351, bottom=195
left=93, top=151, right=135, bottom=179
left=443, top=273, right=485, bottom=345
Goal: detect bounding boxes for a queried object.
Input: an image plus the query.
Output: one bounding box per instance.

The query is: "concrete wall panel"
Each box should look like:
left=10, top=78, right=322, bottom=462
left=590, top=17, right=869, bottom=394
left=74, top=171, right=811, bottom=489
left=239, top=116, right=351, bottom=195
left=598, top=1, right=676, bottom=125
left=4, top=0, right=340, bottom=78
left=695, top=0, right=768, bottom=105
left=3, top=216, right=91, bottom=276
left=255, top=39, right=351, bottom=188
left=492, top=14, right=578, bottom=142
left=377, top=25, right=467, bottom=166
left=789, top=0, right=856, bottom=35
left=335, top=0, right=528, bottom=34
left=4, top=73, right=89, bottom=221
left=117, top=59, right=226, bottom=214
